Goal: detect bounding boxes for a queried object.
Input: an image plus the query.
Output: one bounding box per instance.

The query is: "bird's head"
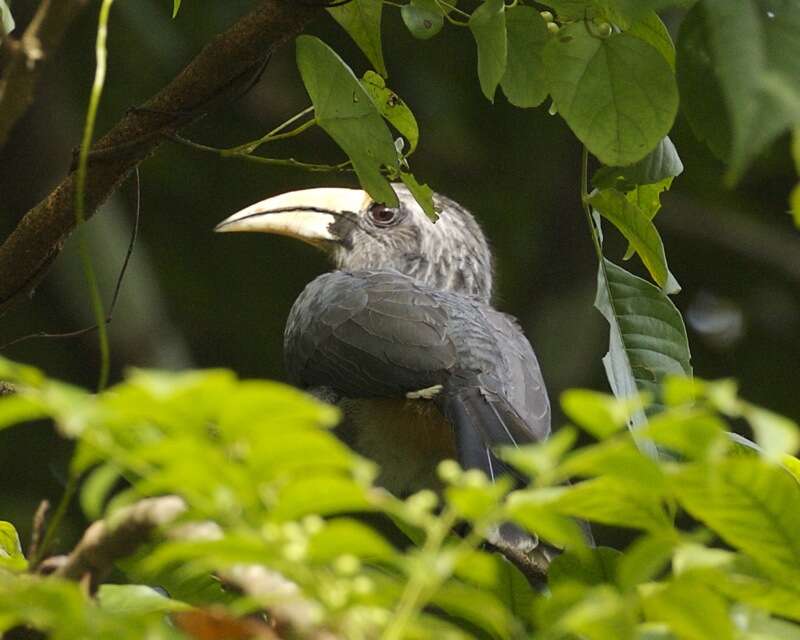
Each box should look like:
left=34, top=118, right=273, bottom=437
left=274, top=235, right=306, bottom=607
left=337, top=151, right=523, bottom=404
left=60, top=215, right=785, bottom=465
left=216, top=184, right=494, bottom=302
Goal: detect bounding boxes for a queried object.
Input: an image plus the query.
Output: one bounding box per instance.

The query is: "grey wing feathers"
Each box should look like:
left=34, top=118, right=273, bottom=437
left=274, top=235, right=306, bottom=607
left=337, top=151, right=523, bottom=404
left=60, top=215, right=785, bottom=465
left=285, top=270, right=457, bottom=398
left=284, top=269, right=550, bottom=475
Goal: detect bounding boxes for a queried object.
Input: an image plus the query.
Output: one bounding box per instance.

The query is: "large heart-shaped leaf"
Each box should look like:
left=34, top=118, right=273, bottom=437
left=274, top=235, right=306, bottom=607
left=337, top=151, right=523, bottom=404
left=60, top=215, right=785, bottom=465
left=544, top=23, right=678, bottom=166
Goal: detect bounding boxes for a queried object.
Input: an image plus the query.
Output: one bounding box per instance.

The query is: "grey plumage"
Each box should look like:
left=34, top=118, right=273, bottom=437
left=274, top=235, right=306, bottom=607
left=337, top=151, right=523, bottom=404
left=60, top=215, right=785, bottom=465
left=218, top=184, right=550, bottom=498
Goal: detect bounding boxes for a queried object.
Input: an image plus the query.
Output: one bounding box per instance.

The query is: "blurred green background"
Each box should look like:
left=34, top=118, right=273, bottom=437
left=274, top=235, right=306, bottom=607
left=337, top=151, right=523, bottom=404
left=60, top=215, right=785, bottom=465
left=1, top=1, right=798, bottom=546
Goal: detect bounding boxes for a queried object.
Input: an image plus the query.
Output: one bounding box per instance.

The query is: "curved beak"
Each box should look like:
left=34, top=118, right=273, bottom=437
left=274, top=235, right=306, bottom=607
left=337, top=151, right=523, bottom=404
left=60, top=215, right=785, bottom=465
left=215, top=187, right=370, bottom=246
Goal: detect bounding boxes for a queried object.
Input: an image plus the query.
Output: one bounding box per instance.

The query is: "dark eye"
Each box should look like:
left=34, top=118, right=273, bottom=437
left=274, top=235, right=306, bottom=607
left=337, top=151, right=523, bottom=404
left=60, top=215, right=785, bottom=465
left=368, top=203, right=398, bottom=227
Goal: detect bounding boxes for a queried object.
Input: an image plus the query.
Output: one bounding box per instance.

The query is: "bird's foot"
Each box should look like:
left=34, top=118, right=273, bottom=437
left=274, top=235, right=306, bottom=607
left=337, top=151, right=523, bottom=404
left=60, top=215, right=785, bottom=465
left=405, top=384, right=443, bottom=400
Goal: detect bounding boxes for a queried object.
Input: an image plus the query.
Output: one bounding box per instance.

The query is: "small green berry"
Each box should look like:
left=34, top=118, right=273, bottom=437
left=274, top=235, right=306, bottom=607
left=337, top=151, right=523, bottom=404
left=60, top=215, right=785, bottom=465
left=437, top=459, right=462, bottom=483
left=596, top=21, right=612, bottom=37
left=546, top=21, right=560, bottom=35
left=540, top=11, right=554, bottom=23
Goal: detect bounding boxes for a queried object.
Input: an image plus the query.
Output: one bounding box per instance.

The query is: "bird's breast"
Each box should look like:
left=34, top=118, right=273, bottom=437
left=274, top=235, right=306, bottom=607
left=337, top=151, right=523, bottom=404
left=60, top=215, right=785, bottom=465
left=337, top=398, right=456, bottom=497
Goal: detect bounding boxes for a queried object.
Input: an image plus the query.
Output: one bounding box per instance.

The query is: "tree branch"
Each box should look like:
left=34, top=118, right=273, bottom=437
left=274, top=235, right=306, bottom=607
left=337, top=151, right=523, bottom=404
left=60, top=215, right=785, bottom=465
left=0, top=0, right=321, bottom=313
left=46, top=495, right=187, bottom=586
left=0, top=0, right=89, bottom=148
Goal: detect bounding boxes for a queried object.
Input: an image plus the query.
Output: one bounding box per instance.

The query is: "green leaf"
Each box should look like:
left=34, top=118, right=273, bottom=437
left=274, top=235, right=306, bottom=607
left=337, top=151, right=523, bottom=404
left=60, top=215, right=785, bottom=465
left=642, top=578, right=735, bottom=640
left=0, top=521, right=27, bottom=572
left=547, top=584, right=637, bottom=640
left=560, top=389, right=641, bottom=439
left=401, top=0, right=444, bottom=40
left=698, top=0, right=800, bottom=183
left=80, top=462, right=123, bottom=520
left=559, top=438, right=665, bottom=488
left=430, top=580, right=520, bottom=639
left=0, top=0, right=14, bottom=38
left=641, top=409, right=727, bottom=460
left=360, top=71, right=419, bottom=154
left=549, top=546, right=621, bottom=587
left=97, top=584, right=189, bottom=614
left=469, top=0, right=507, bottom=102
left=327, top=0, right=386, bottom=76
left=675, top=5, right=731, bottom=161
left=400, top=171, right=436, bottom=219
left=743, top=405, right=800, bottom=460
left=296, top=36, right=398, bottom=206
left=543, top=23, right=678, bottom=166
left=269, top=473, right=373, bottom=521
left=593, top=137, right=683, bottom=191
left=506, top=488, right=590, bottom=549
left=501, top=426, right=577, bottom=480
left=594, top=260, right=692, bottom=440
left=553, top=475, right=671, bottom=531
left=627, top=11, right=675, bottom=69
left=307, top=518, right=397, bottom=563
left=589, top=188, right=672, bottom=289
left=0, top=394, right=46, bottom=431
left=171, top=0, right=181, bottom=18
left=616, top=532, right=677, bottom=590
left=672, top=459, right=800, bottom=581
left=500, top=6, right=549, bottom=108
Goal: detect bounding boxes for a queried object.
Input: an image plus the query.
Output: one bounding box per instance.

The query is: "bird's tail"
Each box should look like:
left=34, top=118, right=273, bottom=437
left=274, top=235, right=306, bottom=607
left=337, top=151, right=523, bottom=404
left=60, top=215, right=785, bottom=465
left=439, top=385, right=533, bottom=483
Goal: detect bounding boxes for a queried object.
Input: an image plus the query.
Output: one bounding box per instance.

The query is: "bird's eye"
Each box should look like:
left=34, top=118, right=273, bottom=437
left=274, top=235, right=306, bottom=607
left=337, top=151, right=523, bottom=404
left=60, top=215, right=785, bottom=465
left=368, top=203, right=398, bottom=227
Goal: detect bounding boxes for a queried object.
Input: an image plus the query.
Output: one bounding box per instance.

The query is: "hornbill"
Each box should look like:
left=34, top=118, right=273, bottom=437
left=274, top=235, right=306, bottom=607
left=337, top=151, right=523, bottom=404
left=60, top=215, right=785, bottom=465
left=216, top=185, right=556, bottom=562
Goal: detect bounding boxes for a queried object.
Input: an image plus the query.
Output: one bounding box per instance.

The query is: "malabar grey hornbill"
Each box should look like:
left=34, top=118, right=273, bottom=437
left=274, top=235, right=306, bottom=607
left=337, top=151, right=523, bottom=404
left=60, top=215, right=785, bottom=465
left=216, top=184, right=553, bottom=555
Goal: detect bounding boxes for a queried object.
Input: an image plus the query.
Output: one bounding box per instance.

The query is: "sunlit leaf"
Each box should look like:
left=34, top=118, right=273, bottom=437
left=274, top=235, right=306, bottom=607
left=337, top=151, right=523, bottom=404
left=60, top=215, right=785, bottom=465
left=642, top=578, right=735, bottom=640
left=0, top=522, right=27, bottom=572
left=553, top=475, right=671, bottom=531
left=97, top=584, right=189, bottom=614
left=672, top=459, right=800, bottom=581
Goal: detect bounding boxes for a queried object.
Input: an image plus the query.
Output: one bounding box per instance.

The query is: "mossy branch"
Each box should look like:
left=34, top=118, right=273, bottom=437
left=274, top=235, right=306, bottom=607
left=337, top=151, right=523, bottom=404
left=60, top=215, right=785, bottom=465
left=0, top=0, right=322, bottom=313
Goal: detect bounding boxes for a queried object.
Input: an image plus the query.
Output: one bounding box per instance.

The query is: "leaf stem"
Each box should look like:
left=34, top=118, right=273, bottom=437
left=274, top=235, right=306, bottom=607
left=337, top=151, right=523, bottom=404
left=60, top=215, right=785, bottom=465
left=224, top=105, right=316, bottom=154
left=31, top=472, right=79, bottom=566
left=170, top=133, right=352, bottom=172
left=382, top=509, right=458, bottom=640
left=75, top=0, right=115, bottom=392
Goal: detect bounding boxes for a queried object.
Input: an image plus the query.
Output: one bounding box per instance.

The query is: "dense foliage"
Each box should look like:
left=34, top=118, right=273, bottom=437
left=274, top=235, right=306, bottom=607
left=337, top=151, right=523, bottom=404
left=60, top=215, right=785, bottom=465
left=1, top=0, right=799, bottom=638
left=1, top=359, right=800, bottom=638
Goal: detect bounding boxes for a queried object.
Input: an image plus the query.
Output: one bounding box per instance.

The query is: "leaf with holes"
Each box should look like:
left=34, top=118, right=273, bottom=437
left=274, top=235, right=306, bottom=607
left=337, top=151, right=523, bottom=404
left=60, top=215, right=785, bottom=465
left=401, top=0, right=444, bottom=40
left=361, top=71, right=419, bottom=154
